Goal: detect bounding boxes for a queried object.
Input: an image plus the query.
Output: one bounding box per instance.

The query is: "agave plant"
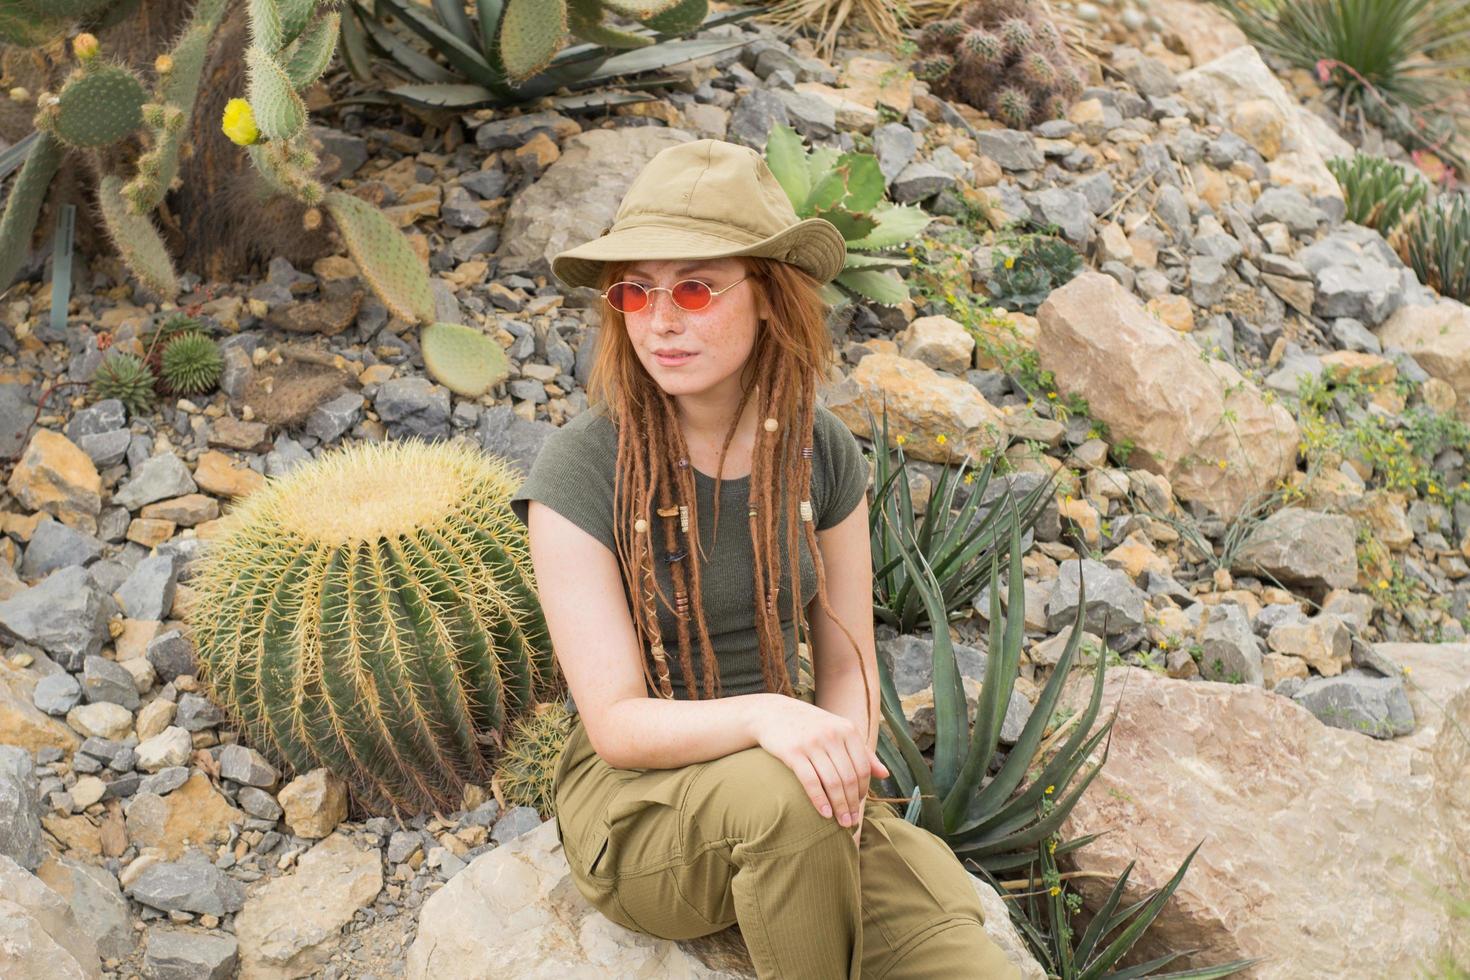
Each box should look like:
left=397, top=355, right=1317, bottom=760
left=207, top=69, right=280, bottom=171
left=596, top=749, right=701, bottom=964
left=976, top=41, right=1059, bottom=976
left=983, top=833, right=1259, bottom=978
left=1402, top=190, right=1470, bottom=302
left=865, top=400, right=1056, bottom=634
left=763, top=124, right=933, bottom=307
left=1327, top=152, right=1430, bottom=232
left=873, top=508, right=1117, bottom=874
left=338, top=0, right=758, bottom=110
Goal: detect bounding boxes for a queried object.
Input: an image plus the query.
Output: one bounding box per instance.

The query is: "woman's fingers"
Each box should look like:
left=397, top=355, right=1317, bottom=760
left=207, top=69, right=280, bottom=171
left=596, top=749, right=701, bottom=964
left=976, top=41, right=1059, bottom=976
left=788, top=754, right=837, bottom=818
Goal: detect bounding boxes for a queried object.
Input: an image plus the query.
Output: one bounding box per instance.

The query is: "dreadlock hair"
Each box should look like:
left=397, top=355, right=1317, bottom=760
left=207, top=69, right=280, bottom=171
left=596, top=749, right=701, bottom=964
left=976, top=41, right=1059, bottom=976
left=584, top=255, right=878, bottom=748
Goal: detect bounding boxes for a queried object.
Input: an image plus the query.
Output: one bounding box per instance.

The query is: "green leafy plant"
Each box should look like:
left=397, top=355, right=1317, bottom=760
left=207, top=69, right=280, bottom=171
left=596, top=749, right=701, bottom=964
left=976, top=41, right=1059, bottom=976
left=982, top=833, right=1258, bottom=978
left=1402, top=191, right=1470, bottom=301
left=226, top=0, right=509, bottom=398
left=763, top=123, right=933, bottom=307
left=873, top=508, right=1117, bottom=873
left=865, top=400, right=1055, bottom=633
left=338, top=0, right=756, bottom=110
left=0, top=0, right=229, bottom=297
left=159, top=330, right=224, bottom=396
left=1327, top=152, right=1430, bottom=231
left=1210, top=0, right=1470, bottom=169
left=913, top=1, right=1084, bottom=128
left=986, top=230, right=1082, bottom=314
left=89, top=350, right=158, bottom=416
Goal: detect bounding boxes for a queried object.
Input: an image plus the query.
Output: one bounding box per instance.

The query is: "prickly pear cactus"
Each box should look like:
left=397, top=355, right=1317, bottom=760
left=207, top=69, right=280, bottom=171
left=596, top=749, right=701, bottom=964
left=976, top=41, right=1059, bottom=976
left=914, top=0, right=1084, bottom=129
left=493, top=699, right=575, bottom=819
left=185, top=438, right=560, bottom=818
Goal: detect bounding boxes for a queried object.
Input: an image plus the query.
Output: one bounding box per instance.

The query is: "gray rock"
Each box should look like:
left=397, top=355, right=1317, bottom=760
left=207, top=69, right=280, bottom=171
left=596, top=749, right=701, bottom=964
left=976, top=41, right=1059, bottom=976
left=77, top=429, right=132, bottom=468
left=491, top=805, right=543, bottom=844
left=1189, top=254, right=1231, bottom=307
left=146, top=629, right=197, bottom=683
left=1291, top=670, right=1415, bottom=738
left=0, top=565, right=111, bottom=670
left=305, top=391, right=364, bottom=445
left=79, top=736, right=130, bottom=767
left=1152, top=184, right=1192, bottom=240
left=175, top=693, right=226, bottom=732
left=237, top=786, right=283, bottom=821
left=124, top=851, right=247, bottom=915
left=18, top=518, right=104, bottom=579
left=460, top=168, right=508, bottom=200
left=448, top=226, right=500, bottom=264
left=113, top=553, right=179, bottom=621
left=0, top=853, right=103, bottom=975
left=1330, top=317, right=1382, bottom=353
left=33, top=671, right=83, bottom=716
left=138, top=767, right=191, bottom=797
left=1198, top=602, right=1265, bottom=686
left=728, top=89, right=791, bottom=149
left=111, top=453, right=198, bottom=511
left=374, top=377, right=452, bottom=440
left=218, top=745, right=278, bottom=789
left=891, top=161, right=954, bottom=204
left=0, top=746, right=45, bottom=870
left=1119, top=52, right=1178, bottom=97
left=1, top=383, right=36, bottom=461
left=872, top=123, right=918, bottom=185
left=772, top=88, right=835, bottom=140
left=1232, top=507, right=1359, bottom=592
left=311, top=124, right=367, bottom=181
left=1205, top=131, right=1252, bottom=169
left=1297, top=226, right=1404, bottom=325
left=1026, top=187, right=1095, bottom=246
left=1046, top=559, right=1147, bottom=635
left=388, top=830, right=424, bottom=864
left=43, top=854, right=136, bottom=960
left=1071, top=171, right=1115, bottom=215
left=976, top=129, right=1043, bottom=171
left=877, top=634, right=989, bottom=696
left=1252, top=186, right=1325, bottom=235
left=477, top=405, right=556, bottom=479
left=1254, top=602, right=1310, bottom=637
left=144, top=927, right=239, bottom=980
left=82, top=655, right=140, bottom=711
left=440, top=185, right=489, bottom=230
left=475, top=110, right=573, bottom=151
left=65, top=399, right=127, bottom=441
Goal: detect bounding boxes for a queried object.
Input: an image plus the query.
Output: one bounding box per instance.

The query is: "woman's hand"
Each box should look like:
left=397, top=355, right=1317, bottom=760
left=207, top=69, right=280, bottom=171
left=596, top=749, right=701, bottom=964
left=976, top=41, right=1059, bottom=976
left=749, top=695, right=888, bottom=840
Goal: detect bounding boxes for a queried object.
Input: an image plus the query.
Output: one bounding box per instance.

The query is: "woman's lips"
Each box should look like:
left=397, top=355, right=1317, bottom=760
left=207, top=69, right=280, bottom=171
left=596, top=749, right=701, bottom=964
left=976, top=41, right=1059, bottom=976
left=654, top=351, right=697, bottom=366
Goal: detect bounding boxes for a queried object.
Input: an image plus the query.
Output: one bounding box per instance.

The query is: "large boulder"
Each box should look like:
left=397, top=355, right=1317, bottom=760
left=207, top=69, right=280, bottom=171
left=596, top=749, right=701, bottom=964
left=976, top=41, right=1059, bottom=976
left=494, top=127, right=695, bottom=283
left=1058, top=644, right=1470, bottom=977
left=0, top=854, right=104, bottom=979
left=1036, top=273, right=1298, bottom=521
left=1377, top=299, right=1470, bottom=418
left=405, top=818, right=1044, bottom=979
left=1177, top=45, right=1351, bottom=201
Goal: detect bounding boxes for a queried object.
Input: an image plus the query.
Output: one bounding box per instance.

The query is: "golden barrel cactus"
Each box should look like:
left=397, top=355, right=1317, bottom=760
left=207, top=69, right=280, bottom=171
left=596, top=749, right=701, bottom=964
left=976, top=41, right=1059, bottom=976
left=185, top=438, right=557, bottom=818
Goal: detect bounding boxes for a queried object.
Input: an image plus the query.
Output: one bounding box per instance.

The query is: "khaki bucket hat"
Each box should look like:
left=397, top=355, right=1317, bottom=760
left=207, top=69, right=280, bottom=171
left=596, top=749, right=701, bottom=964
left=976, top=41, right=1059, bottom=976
left=551, top=138, right=848, bottom=290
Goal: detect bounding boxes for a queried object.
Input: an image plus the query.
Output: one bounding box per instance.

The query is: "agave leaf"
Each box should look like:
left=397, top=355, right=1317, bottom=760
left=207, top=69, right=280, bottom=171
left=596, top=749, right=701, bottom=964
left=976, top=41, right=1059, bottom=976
left=813, top=206, right=878, bottom=241
left=476, top=0, right=504, bottom=53
left=834, top=267, right=908, bottom=305
left=848, top=202, right=933, bottom=250
left=764, top=123, right=811, bottom=206
left=376, top=0, right=503, bottom=87
left=355, top=5, right=462, bottom=84
left=1079, top=842, right=1208, bottom=979
left=563, top=36, right=747, bottom=86
left=836, top=151, right=886, bottom=212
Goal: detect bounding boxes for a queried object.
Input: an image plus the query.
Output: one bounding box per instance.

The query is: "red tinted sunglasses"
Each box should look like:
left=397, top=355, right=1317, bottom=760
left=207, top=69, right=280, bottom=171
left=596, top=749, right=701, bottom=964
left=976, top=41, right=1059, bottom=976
left=601, top=276, right=748, bottom=314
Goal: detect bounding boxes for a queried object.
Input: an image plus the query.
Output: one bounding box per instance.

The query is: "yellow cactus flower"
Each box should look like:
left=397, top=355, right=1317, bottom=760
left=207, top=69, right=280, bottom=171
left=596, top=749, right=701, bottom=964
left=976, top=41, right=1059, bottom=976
left=73, top=33, right=99, bottom=61
left=221, top=98, right=260, bottom=146
left=155, top=53, right=174, bottom=74
left=1045, top=784, right=1055, bottom=795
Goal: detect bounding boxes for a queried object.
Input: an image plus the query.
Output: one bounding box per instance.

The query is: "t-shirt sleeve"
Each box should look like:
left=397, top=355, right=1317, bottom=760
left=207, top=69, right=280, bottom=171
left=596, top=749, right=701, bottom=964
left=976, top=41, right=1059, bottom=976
left=508, top=423, right=616, bottom=555
left=816, top=408, right=869, bottom=531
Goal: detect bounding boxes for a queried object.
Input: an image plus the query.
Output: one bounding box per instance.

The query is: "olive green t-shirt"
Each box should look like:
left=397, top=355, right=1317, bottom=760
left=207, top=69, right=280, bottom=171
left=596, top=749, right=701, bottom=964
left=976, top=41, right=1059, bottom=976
left=509, top=402, right=869, bottom=703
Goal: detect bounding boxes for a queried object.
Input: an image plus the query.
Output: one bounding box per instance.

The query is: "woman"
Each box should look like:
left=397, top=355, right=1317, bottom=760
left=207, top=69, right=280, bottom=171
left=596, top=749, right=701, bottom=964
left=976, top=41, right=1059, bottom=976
left=509, top=138, right=1019, bottom=979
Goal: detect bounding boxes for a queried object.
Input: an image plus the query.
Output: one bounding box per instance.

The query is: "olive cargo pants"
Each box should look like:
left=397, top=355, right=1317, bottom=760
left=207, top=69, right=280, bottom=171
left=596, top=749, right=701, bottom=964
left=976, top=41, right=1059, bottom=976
left=552, top=715, right=1022, bottom=979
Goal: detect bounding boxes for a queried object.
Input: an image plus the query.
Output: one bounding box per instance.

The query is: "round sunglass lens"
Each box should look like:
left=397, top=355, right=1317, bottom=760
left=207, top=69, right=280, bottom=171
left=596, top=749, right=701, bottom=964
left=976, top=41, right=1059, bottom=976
left=672, top=280, right=713, bottom=310
left=607, top=282, right=647, bottom=313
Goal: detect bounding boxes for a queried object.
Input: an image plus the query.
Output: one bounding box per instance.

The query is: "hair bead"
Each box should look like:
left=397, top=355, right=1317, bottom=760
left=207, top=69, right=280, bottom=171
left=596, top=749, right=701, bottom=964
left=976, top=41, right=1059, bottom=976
left=801, top=445, right=813, bottom=460
left=748, top=507, right=758, bottom=519
left=799, top=499, right=813, bottom=523
left=679, top=504, right=689, bottom=532
left=634, top=518, right=648, bottom=533
left=656, top=505, right=679, bottom=518
left=763, top=417, right=779, bottom=432
left=677, top=457, right=689, bottom=468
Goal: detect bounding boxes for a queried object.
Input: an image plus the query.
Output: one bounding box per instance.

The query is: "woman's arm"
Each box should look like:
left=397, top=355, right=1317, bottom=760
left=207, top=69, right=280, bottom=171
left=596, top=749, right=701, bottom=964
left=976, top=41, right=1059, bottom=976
left=526, top=499, right=772, bottom=770
left=809, top=496, right=881, bottom=762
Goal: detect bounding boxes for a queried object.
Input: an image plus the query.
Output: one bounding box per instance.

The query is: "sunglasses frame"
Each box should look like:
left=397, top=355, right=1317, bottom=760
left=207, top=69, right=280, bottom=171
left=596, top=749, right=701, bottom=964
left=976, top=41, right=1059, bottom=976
left=600, top=275, right=749, bottom=313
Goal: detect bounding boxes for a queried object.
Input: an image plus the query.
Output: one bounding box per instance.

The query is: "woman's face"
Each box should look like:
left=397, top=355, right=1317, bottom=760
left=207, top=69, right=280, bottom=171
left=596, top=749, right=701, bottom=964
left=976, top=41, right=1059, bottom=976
left=617, top=258, right=770, bottom=400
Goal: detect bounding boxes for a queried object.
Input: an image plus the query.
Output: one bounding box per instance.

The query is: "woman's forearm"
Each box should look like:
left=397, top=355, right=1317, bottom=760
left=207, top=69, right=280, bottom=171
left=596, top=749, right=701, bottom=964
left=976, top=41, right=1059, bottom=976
left=815, top=667, right=881, bottom=758
left=595, top=692, right=776, bottom=770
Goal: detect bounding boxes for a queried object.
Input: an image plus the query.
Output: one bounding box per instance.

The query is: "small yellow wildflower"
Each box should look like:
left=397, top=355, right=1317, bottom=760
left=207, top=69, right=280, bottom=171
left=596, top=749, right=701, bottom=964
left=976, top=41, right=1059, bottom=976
left=1048, top=885, right=1061, bottom=896
left=1427, top=483, right=1439, bottom=495
left=1004, top=256, right=1015, bottom=269
left=1217, top=458, right=1228, bottom=469
left=963, top=472, right=976, bottom=485
left=1048, top=839, right=1057, bottom=853
left=1404, top=665, right=1412, bottom=675
left=1047, top=391, right=1057, bottom=400
left=1044, top=784, right=1055, bottom=795
left=895, top=434, right=907, bottom=446
left=1158, top=638, right=1169, bottom=649
left=1377, top=578, right=1390, bottom=589
left=221, top=98, right=261, bottom=146
left=936, top=433, right=948, bottom=445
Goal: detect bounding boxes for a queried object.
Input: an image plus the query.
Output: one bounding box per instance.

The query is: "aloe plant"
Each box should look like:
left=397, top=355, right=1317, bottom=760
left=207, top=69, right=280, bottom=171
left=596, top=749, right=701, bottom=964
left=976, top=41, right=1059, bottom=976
left=762, top=123, right=933, bottom=308
left=1327, top=152, right=1430, bottom=232
left=865, top=400, right=1055, bottom=634
left=1403, top=190, right=1470, bottom=302
left=873, top=505, right=1116, bottom=874
left=338, top=0, right=757, bottom=110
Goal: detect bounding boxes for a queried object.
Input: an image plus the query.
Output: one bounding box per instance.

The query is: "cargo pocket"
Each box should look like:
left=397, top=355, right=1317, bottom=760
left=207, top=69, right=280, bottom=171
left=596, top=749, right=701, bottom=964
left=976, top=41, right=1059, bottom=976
left=585, top=769, right=689, bottom=882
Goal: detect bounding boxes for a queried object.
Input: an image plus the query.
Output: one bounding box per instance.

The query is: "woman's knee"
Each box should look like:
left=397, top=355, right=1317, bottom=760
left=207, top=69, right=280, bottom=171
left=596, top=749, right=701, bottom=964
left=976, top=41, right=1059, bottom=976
left=686, top=745, right=843, bottom=845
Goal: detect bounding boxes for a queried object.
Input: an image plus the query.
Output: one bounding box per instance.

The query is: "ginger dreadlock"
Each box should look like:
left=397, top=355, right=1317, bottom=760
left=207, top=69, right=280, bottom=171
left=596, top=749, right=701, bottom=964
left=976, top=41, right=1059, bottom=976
left=584, top=256, right=880, bottom=754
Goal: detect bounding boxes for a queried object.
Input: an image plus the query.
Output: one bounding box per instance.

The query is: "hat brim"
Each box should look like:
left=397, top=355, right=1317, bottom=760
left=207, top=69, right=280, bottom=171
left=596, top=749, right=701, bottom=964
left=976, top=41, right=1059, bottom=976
left=551, top=217, right=848, bottom=291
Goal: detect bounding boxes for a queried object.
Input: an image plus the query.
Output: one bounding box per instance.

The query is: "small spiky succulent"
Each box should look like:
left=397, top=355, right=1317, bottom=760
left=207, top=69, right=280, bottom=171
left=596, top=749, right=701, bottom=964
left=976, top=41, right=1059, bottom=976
left=90, top=351, right=157, bottom=416
left=493, top=699, right=574, bottom=819
left=914, top=1, right=1080, bottom=129
left=159, top=330, right=223, bottom=396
